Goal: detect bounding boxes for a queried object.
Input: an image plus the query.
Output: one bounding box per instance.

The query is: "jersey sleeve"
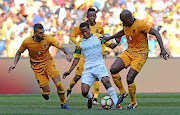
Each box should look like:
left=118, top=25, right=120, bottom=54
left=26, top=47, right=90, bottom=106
left=73, top=42, right=81, bottom=58
left=18, top=40, right=27, bottom=53
left=139, top=20, right=151, bottom=33
left=49, top=35, right=62, bottom=48
left=70, top=24, right=81, bottom=44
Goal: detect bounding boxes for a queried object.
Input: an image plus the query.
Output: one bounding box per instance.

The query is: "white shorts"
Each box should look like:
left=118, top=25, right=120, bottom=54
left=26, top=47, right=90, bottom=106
left=81, top=64, right=109, bottom=87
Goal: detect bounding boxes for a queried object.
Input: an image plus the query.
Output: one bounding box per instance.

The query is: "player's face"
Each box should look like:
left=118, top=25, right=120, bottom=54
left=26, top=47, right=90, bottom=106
left=121, top=13, right=134, bottom=27
left=34, top=29, right=44, bottom=40
left=87, top=11, right=96, bottom=23
left=80, top=26, right=91, bottom=39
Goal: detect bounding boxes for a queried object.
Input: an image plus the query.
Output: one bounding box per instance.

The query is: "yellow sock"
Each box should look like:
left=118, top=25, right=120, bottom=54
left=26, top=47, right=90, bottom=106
left=128, top=82, right=136, bottom=104
left=40, top=88, right=50, bottom=95
left=93, top=81, right=100, bottom=99
left=55, top=81, right=65, bottom=104
left=68, top=78, right=77, bottom=91
left=112, top=73, right=125, bottom=94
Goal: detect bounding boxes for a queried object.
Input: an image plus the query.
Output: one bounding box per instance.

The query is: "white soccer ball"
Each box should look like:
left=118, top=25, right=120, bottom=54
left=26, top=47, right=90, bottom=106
left=100, top=96, right=114, bottom=110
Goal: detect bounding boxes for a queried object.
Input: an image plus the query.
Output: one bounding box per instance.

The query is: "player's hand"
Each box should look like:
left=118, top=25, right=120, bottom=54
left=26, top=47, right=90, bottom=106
left=66, top=54, right=73, bottom=62
left=8, top=64, right=16, bottom=73
left=63, top=71, right=71, bottom=79
left=160, top=49, right=169, bottom=60
left=115, top=37, right=121, bottom=43
left=99, top=36, right=110, bottom=43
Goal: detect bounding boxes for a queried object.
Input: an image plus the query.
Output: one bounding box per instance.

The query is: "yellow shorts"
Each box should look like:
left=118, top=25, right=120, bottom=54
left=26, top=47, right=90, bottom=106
left=33, top=60, right=60, bottom=87
left=118, top=50, right=148, bottom=72
left=76, top=55, right=84, bottom=75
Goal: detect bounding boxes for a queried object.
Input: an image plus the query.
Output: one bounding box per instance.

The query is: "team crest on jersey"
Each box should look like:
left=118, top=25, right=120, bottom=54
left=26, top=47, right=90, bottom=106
left=133, top=29, right=136, bottom=34
left=95, top=29, right=99, bottom=33
left=37, top=51, right=41, bottom=55
left=43, top=43, right=47, bottom=48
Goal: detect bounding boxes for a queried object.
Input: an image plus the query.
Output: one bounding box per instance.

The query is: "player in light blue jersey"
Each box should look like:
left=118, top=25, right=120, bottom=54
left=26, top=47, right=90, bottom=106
left=63, top=22, right=122, bottom=109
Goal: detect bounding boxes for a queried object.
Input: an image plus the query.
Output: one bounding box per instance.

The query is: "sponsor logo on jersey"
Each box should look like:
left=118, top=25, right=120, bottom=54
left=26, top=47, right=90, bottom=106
left=91, top=38, right=97, bottom=43
left=37, top=51, right=41, bottom=55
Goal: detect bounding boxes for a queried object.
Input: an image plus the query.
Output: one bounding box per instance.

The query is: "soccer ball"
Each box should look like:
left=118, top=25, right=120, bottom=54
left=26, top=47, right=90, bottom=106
left=100, top=96, right=114, bottom=110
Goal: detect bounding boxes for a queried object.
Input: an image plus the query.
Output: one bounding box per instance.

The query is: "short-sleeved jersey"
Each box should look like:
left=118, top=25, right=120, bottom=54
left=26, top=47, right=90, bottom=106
left=123, top=19, right=151, bottom=54
left=73, top=33, right=111, bottom=69
left=19, top=34, right=62, bottom=69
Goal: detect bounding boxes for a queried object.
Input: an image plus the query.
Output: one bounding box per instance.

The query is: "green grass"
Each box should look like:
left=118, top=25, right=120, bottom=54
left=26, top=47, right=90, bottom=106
left=0, top=93, right=180, bottom=115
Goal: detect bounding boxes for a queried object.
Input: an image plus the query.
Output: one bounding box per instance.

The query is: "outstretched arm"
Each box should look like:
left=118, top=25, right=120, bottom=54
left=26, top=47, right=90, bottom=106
left=8, top=51, right=21, bottom=73
left=59, top=46, right=73, bottom=62
left=149, top=27, right=169, bottom=60
left=107, top=37, right=121, bottom=49
left=101, top=30, right=125, bottom=42
left=63, top=58, right=80, bottom=79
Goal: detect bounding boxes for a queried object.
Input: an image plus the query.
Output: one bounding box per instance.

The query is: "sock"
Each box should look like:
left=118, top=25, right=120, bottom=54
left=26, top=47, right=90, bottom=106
left=112, top=73, right=125, bottom=94
left=128, top=82, right=136, bottom=104
left=41, top=88, right=50, bottom=95
left=107, top=87, right=118, bottom=105
left=85, top=92, right=93, bottom=99
left=93, top=81, right=100, bottom=99
left=68, top=78, right=77, bottom=91
left=55, top=81, right=65, bottom=104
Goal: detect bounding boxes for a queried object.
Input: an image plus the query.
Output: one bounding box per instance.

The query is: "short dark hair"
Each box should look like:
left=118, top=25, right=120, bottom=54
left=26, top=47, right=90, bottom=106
left=87, top=8, right=96, bottom=15
left=79, top=22, right=90, bottom=29
left=34, top=23, right=44, bottom=32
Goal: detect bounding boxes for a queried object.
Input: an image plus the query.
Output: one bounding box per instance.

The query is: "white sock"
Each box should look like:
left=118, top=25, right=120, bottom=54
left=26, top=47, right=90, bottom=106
left=85, top=92, right=93, bottom=99
left=107, top=87, right=118, bottom=105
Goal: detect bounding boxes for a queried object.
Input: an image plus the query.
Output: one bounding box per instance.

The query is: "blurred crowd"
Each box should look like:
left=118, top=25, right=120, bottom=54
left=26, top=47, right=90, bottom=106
left=0, top=0, right=180, bottom=58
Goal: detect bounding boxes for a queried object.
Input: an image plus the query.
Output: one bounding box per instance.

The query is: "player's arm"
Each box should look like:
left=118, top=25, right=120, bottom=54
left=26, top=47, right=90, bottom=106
left=63, top=44, right=81, bottom=79
left=8, top=51, right=22, bottom=73
left=107, top=38, right=121, bottom=49
left=70, top=24, right=81, bottom=44
left=63, top=58, right=80, bottom=79
left=149, top=27, right=169, bottom=60
left=50, top=36, right=72, bottom=62
left=59, top=46, right=72, bottom=62
left=100, top=30, right=125, bottom=42
left=8, top=39, right=27, bottom=73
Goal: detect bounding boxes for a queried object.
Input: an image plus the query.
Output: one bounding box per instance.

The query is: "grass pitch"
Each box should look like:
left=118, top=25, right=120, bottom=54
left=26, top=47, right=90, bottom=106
left=0, top=93, right=180, bottom=115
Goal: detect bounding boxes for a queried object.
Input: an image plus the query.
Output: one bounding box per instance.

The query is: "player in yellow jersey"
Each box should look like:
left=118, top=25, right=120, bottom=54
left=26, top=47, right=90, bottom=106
left=101, top=10, right=169, bottom=110
left=8, top=23, right=72, bottom=109
left=66, top=8, right=105, bottom=105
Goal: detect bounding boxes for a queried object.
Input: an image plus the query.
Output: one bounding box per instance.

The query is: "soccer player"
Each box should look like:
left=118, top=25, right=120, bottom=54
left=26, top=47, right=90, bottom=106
left=100, top=10, right=169, bottom=110
left=63, top=22, right=122, bottom=109
left=8, top=23, right=72, bottom=109
left=66, top=8, right=105, bottom=105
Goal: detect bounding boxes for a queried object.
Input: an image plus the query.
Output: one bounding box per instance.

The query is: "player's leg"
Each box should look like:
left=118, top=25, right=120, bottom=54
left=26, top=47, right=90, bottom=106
left=93, top=78, right=100, bottom=105
left=41, top=84, right=51, bottom=100
left=81, top=83, right=93, bottom=109
left=66, top=56, right=84, bottom=101
left=81, top=69, right=94, bottom=109
left=126, top=56, right=147, bottom=110
left=110, top=57, right=129, bottom=103
left=101, top=76, right=122, bottom=110
left=126, top=68, right=138, bottom=110
left=33, top=68, right=51, bottom=100
left=52, top=75, right=71, bottom=109
left=47, top=61, right=71, bottom=109
left=66, top=74, right=81, bottom=101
